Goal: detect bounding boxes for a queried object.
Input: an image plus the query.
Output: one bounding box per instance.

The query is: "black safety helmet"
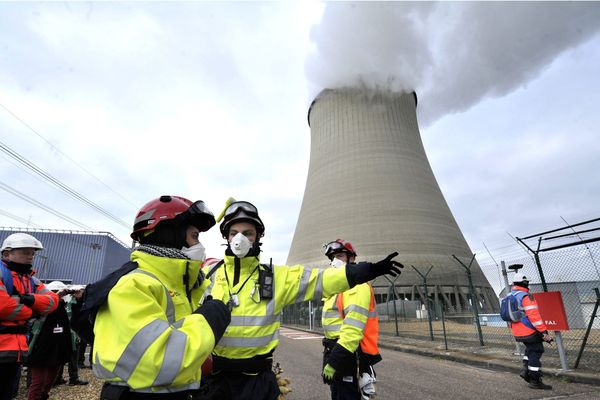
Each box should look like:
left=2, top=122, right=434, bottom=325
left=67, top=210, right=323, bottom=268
left=219, top=201, right=265, bottom=238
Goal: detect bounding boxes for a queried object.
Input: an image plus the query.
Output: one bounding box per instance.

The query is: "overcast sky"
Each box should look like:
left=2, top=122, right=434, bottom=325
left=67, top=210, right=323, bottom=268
left=1, top=2, right=599, bottom=286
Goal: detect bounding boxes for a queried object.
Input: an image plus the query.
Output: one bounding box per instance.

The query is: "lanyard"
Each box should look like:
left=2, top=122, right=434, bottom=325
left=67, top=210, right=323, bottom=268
left=224, top=262, right=259, bottom=307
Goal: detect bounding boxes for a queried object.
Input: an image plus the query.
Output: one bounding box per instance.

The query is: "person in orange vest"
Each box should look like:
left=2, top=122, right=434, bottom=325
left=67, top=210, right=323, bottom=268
left=321, top=239, right=383, bottom=400
left=510, top=272, right=553, bottom=390
left=0, top=233, right=59, bottom=400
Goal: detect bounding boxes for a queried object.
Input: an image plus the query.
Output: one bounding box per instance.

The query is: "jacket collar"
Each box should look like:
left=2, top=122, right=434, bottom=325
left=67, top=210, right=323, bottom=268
left=131, top=250, right=201, bottom=291
left=223, top=254, right=260, bottom=269
left=513, top=284, right=529, bottom=292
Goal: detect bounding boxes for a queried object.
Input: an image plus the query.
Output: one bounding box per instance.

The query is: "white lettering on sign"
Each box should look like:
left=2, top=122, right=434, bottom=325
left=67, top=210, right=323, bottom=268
left=545, top=320, right=557, bottom=325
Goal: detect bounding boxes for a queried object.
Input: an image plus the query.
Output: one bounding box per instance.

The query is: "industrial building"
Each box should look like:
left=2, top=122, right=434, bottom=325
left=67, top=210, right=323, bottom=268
left=0, top=227, right=131, bottom=285
left=287, top=88, right=498, bottom=312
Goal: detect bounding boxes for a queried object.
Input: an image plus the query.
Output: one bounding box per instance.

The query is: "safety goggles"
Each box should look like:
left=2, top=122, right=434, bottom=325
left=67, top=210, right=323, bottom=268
left=178, top=200, right=215, bottom=232
left=324, top=241, right=345, bottom=255
left=188, top=200, right=214, bottom=217
left=223, top=201, right=259, bottom=220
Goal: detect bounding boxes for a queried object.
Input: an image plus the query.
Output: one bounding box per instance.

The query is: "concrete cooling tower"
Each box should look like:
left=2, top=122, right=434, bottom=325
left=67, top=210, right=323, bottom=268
left=287, top=88, right=498, bottom=312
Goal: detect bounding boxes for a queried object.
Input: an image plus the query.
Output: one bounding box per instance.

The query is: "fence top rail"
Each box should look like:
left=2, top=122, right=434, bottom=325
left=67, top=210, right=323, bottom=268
left=519, top=217, right=600, bottom=240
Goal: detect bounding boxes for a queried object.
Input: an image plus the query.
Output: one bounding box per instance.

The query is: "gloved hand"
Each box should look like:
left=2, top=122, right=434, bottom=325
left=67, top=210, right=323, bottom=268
left=346, top=252, right=404, bottom=287
left=322, top=363, right=336, bottom=384
left=542, top=332, right=553, bottom=343
left=193, top=299, right=231, bottom=343
left=19, top=294, right=35, bottom=307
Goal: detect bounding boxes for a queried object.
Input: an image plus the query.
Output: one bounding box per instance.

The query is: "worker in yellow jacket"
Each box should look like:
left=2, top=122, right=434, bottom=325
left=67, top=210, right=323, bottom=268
left=321, top=239, right=382, bottom=400
left=204, top=200, right=402, bottom=400
left=93, top=195, right=231, bottom=399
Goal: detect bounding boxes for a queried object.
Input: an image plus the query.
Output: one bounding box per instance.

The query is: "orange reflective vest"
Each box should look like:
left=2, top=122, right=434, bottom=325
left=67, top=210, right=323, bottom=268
left=510, top=285, right=548, bottom=341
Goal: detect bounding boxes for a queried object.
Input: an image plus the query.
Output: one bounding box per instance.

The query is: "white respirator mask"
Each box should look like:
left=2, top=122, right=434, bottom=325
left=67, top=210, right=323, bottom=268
left=230, top=232, right=253, bottom=258
left=182, top=241, right=206, bottom=262
left=330, top=258, right=345, bottom=268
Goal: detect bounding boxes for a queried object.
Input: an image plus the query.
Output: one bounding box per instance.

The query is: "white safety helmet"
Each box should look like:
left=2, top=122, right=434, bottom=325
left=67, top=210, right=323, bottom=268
left=512, top=273, right=529, bottom=284
left=1, top=233, right=44, bottom=252
left=46, top=281, right=68, bottom=292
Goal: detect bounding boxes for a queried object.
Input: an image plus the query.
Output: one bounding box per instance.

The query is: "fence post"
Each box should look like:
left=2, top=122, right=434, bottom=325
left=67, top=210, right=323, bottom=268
left=441, top=298, right=448, bottom=350
left=308, top=300, right=313, bottom=331
left=412, top=265, right=434, bottom=341
left=385, top=275, right=400, bottom=336
left=452, top=254, right=485, bottom=346
left=574, top=288, right=600, bottom=369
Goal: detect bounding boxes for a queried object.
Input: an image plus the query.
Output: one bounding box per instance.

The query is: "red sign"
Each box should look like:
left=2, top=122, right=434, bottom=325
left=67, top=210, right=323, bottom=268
left=533, top=291, right=570, bottom=331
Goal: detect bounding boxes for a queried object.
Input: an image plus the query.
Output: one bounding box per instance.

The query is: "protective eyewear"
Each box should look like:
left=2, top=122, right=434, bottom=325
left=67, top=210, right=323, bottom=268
left=324, top=241, right=345, bottom=255
left=188, top=200, right=214, bottom=217
left=180, top=200, right=216, bottom=232
left=223, top=201, right=259, bottom=220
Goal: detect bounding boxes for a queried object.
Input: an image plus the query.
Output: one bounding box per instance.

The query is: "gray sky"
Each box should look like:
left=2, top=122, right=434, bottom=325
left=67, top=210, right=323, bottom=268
left=1, top=2, right=599, bottom=282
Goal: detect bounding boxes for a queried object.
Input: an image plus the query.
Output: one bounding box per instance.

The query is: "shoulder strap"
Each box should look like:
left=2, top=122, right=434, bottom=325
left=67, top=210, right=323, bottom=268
left=30, top=276, right=40, bottom=294
left=205, top=259, right=225, bottom=280
left=0, top=262, right=14, bottom=295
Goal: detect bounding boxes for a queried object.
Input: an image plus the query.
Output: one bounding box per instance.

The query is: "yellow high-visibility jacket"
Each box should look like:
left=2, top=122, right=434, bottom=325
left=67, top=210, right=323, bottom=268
left=209, top=254, right=351, bottom=363
left=322, top=282, right=380, bottom=359
left=93, top=250, right=213, bottom=393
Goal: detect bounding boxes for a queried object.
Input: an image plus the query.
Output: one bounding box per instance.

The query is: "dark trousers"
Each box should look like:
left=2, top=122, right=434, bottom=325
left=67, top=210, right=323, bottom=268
left=202, top=370, right=281, bottom=400
left=100, top=383, right=197, bottom=399
left=524, top=341, right=545, bottom=374
left=322, top=342, right=360, bottom=400
left=0, top=362, right=21, bottom=400
left=330, top=375, right=360, bottom=400
left=57, top=345, right=80, bottom=382
left=77, top=339, right=93, bottom=366
left=28, top=365, right=61, bottom=400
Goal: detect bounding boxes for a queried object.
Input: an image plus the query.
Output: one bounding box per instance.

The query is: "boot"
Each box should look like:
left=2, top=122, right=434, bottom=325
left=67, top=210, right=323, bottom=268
left=519, top=360, right=530, bottom=383
left=528, top=372, right=552, bottom=390
left=69, top=378, right=89, bottom=385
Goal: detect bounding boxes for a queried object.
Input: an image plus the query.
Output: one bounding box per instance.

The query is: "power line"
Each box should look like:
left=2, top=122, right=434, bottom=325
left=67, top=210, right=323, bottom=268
left=0, top=102, right=138, bottom=208
left=0, top=179, right=93, bottom=230
left=0, top=140, right=129, bottom=229
left=0, top=209, right=42, bottom=228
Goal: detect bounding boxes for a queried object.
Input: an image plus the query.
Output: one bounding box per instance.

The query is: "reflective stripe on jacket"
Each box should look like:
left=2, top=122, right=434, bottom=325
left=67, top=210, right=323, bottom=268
left=0, top=260, right=58, bottom=363
left=322, top=294, right=343, bottom=340
left=209, top=254, right=351, bottom=363
left=322, top=282, right=380, bottom=358
left=510, top=285, right=547, bottom=340
left=92, top=250, right=213, bottom=393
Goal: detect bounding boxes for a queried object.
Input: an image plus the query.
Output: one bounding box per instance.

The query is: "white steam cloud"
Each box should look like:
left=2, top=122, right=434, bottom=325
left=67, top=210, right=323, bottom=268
left=306, top=2, right=600, bottom=125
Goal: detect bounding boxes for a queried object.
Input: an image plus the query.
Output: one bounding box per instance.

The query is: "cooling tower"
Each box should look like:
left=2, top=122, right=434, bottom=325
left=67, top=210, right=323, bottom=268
left=287, top=88, right=498, bottom=312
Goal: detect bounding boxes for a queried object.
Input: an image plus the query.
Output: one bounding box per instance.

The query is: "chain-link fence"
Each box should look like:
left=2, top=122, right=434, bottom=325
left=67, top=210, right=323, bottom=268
left=282, top=241, right=600, bottom=372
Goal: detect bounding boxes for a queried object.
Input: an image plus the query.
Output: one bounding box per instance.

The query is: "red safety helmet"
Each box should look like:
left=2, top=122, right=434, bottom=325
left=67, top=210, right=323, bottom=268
left=324, top=239, right=357, bottom=260
left=131, top=195, right=215, bottom=241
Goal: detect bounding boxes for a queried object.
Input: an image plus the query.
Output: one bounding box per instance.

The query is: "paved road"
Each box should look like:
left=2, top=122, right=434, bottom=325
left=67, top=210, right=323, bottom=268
left=275, top=328, right=600, bottom=400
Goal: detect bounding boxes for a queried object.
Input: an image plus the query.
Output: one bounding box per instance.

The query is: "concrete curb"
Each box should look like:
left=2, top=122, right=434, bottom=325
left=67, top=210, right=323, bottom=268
left=282, top=325, right=600, bottom=387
